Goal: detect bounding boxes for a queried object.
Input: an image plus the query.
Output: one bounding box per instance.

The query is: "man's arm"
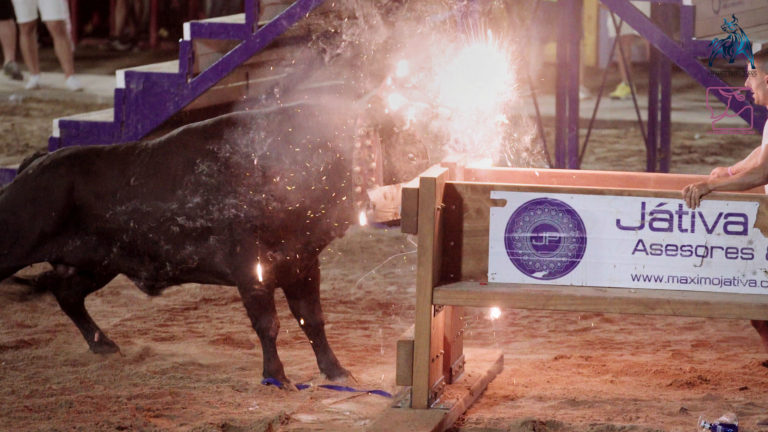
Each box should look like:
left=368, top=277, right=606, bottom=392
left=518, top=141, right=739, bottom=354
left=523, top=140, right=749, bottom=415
left=683, top=144, right=768, bottom=209
left=710, top=146, right=761, bottom=177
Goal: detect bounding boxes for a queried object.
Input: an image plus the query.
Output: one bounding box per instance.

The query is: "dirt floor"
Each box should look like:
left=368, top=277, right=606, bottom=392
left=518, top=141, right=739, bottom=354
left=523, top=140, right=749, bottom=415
left=1, top=47, right=767, bottom=432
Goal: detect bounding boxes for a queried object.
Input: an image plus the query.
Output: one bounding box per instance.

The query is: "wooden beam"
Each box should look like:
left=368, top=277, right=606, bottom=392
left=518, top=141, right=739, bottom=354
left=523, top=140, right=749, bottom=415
left=401, top=176, right=421, bottom=235
left=368, top=348, right=503, bottom=432
left=464, top=167, right=765, bottom=194
left=396, top=326, right=414, bottom=387
left=412, top=166, right=448, bottom=409
left=434, top=282, right=768, bottom=321
left=367, top=183, right=403, bottom=224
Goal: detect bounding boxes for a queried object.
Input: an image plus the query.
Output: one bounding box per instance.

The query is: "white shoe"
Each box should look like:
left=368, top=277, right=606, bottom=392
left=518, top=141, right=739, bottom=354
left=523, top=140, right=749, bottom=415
left=25, top=74, right=40, bottom=90
left=65, top=75, right=82, bottom=92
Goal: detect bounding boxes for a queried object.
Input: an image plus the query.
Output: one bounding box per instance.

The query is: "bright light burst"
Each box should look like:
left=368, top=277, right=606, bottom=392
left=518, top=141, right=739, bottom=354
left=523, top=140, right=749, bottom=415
left=435, top=38, right=514, bottom=115
left=358, top=211, right=368, bottom=226
left=386, top=92, right=408, bottom=113
left=382, top=29, right=520, bottom=163
left=395, top=59, right=410, bottom=78
left=489, top=306, right=502, bottom=321
left=256, top=262, right=264, bottom=283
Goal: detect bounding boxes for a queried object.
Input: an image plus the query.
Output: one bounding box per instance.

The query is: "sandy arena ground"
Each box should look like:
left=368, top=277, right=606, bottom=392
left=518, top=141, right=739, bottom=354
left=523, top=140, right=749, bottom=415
left=1, top=61, right=767, bottom=431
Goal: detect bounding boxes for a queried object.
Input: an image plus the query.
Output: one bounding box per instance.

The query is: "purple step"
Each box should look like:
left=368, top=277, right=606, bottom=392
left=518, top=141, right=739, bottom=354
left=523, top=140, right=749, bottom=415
left=51, top=0, right=326, bottom=152
left=185, top=17, right=251, bottom=41
left=0, top=167, right=16, bottom=184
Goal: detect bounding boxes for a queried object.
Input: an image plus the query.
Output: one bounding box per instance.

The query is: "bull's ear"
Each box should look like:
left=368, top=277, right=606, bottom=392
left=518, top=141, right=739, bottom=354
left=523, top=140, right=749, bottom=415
left=732, top=14, right=737, bottom=23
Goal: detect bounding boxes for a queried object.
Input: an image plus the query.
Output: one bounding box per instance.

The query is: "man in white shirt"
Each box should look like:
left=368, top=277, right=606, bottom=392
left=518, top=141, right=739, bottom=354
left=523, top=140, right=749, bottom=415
left=683, top=47, right=768, bottom=356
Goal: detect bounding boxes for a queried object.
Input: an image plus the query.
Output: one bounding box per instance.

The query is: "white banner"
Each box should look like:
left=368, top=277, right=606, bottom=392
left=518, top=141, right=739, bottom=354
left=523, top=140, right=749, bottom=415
left=488, top=191, right=768, bottom=294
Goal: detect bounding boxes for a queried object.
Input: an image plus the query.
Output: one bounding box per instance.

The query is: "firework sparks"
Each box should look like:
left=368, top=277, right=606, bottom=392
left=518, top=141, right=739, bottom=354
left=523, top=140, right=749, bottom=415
left=381, top=29, right=522, bottom=164
left=435, top=36, right=514, bottom=115
left=256, top=262, right=264, bottom=283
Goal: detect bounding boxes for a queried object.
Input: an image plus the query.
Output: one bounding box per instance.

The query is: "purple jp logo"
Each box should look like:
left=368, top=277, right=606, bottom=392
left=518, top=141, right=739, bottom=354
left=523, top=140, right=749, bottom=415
left=504, top=198, right=587, bottom=280
left=706, top=87, right=755, bottom=135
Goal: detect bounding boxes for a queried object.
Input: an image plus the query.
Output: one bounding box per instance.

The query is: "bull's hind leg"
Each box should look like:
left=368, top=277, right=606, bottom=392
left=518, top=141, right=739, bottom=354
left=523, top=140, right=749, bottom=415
left=48, top=267, right=120, bottom=354
left=237, top=282, right=289, bottom=383
left=283, top=259, right=350, bottom=381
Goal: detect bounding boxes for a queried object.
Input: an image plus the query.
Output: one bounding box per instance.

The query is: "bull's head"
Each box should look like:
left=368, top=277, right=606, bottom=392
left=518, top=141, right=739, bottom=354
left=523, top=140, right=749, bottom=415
left=721, top=15, right=739, bottom=34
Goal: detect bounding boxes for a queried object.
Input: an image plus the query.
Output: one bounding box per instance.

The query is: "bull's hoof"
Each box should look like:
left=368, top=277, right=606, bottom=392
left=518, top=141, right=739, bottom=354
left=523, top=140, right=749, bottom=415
left=263, top=374, right=297, bottom=391
left=89, top=336, right=120, bottom=355
left=323, top=365, right=352, bottom=382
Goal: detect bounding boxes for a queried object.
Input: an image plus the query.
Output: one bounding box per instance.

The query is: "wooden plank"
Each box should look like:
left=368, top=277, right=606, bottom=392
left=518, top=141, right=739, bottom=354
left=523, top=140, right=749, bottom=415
left=368, top=348, right=503, bottom=432
left=464, top=167, right=764, bottom=194
left=185, top=68, right=290, bottom=110
left=691, top=0, right=768, bottom=38
left=401, top=176, right=421, bottom=235
left=367, top=183, right=403, bottom=223
left=442, top=306, right=464, bottom=384
left=434, top=282, right=768, bottom=320
left=439, top=349, right=503, bottom=430
left=440, top=181, right=768, bottom=281
left=367, top=406, right=446, bottom=432
left=440, top=155, right=465, bottom=181
left=396, top=326, right=414, bottom=387
left=412, top=166, right=448, bottom=409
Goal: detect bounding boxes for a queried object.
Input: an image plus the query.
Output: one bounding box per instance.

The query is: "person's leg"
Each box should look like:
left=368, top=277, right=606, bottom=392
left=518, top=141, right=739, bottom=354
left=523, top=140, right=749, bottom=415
left=0, top=19, right=16, bottom=64
left=610, top=35, right=634, bottom=99
left=0, top=14, right=21, bottom=80
left=10, top=0, right=39, bottom=87
left=129, top=0, right=142, bottom=36
left=43, top=19, right=73, bottom=76
left=617, top=35, right=631, bottom=83
left=111, top=0, right=127, bottom=39
left=17, top=20, right=38, bottom=75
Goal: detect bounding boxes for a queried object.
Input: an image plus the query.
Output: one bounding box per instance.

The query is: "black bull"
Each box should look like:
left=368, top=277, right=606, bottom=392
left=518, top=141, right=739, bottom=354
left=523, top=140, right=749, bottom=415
left=0, top=103, right=367, bottom=383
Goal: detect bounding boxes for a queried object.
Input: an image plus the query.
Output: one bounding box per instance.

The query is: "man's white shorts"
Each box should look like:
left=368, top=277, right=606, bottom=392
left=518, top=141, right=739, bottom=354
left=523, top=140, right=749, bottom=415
left=10, top=0, right=69, bottom=24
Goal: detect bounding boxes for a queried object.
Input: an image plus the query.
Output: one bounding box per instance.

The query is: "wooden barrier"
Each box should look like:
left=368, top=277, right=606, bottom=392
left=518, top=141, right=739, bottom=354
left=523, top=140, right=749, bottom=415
left=382, top=160, right=768, bottom=431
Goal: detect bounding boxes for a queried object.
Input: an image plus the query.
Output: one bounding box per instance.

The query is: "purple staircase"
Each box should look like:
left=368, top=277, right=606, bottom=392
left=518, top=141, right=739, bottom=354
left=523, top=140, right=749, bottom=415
left=0, top=0, right=326, bottom=184
left=600, top=0, right=767, bottom=172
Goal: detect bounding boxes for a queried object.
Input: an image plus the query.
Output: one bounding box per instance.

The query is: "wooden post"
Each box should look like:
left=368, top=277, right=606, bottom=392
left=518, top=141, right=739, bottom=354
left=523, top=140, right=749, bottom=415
left=443, top=306, right=464, bottom=383
left=412, top=166, right=448, bottom=409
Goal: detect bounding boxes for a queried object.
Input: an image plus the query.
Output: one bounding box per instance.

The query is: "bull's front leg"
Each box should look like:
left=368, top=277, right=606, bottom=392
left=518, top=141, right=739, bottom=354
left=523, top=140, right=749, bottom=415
left=47, top=266, right=120, bottom=354
left=283, top=259, right=350, bottom=381
left=236, top=282, right=289, bottom=383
